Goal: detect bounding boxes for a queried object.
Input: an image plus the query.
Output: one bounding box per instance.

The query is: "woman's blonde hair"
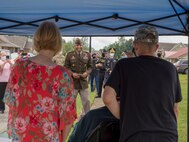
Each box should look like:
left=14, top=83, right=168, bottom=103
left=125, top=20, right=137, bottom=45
left=33, top=21, right=62, bottom=55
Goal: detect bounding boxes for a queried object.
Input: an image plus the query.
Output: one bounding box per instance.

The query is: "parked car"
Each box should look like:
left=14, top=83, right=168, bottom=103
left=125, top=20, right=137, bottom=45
left=174, top=59, right=188, bottom=74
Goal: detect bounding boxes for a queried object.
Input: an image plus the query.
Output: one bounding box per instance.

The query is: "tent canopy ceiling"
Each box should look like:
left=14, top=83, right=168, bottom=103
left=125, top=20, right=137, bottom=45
left=0, top=0, right=189, bottom=36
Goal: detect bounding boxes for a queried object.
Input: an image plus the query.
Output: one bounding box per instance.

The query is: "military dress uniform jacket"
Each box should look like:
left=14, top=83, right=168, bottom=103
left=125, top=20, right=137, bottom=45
left=105, top=57, right=118, bottom=74
left=64, top=50, right=92, bottom=89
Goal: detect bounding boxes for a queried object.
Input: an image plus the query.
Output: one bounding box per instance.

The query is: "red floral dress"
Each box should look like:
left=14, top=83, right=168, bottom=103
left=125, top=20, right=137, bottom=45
left=3, top=58, right=77, bottom=142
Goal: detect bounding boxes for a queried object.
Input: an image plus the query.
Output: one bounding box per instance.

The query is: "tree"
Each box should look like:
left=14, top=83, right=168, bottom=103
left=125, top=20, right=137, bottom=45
left=81, top=37, right=89, bottom=51
left=62, top=41, right=74, bottom=56
left=104, top=37, right=133, bottom=58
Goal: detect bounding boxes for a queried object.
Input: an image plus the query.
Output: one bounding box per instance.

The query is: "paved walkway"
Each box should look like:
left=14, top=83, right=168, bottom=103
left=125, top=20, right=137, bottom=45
left=91, top=97, right=104, bottom=109
left=0, top=105, right=9, bottom=141
left=0, top=105, right=8, bottom=134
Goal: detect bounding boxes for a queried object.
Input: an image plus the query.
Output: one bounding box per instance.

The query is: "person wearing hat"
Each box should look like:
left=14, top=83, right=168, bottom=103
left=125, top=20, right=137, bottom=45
left=65, top=38, right=92, bottom=116
left=103, top=26, right=182, bottom=142
left=103, top=47, right=118, bottom=84
left=121, top=51, right=127, bottom=59
left=121, top=50, right=135, bottom=59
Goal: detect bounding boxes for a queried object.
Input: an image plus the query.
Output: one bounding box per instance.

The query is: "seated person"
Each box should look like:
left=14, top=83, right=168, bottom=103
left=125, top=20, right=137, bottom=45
left=68, top=106, right=119, bottom=142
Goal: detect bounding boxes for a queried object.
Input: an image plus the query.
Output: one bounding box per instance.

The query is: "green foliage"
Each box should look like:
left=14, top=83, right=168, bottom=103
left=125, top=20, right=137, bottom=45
left=76, top=90, right=96, bottom=115
left=178, top=74, right=187, bottom=142
left=80, top=37, right=89, bottom=51
left=62, top=37, right=133, bottom=57
left=104, top=37, right=133, bottom=58
left=62, top=41, right=73, bottom=56
left=62, top=37, right=90, bottom=55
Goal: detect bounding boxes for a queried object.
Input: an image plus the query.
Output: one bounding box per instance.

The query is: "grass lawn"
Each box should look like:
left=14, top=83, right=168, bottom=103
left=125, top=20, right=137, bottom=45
left=75, top=91, right=96, bottom=115
left=178, top=74, right=187, bottom=142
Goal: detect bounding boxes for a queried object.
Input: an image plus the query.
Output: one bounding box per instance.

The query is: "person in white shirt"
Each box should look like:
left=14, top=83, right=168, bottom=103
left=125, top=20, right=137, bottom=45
left=0, top=52, right=14, bottom=114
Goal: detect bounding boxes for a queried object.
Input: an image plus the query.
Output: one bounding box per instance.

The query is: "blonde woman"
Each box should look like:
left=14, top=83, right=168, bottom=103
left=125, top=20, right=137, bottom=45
left=4, top=21, right=77, bottom=142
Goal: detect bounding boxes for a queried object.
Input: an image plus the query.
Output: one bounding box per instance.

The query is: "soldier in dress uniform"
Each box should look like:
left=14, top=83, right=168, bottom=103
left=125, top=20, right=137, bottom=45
left=104, top=47, right=118, bottom=84
left=64, top=38, right=92, bottom=115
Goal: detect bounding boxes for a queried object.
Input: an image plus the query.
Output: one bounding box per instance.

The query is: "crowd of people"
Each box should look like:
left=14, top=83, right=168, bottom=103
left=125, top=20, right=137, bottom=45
left=89, top=48, right=135, bottom=98
left=0, top=21, right=182, bottom=142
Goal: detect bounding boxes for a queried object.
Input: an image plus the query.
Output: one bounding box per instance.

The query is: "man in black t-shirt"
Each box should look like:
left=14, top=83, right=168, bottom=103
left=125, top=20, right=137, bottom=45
left=103, top=26, right=182, bottom=142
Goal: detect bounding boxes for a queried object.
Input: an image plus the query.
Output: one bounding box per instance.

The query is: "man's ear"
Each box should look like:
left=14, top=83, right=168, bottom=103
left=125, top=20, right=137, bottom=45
left=156, top=44, right=159, bottom=50
left=153, top=44, right=159, bottom=52
left=133, top=43, right=139, bottom=53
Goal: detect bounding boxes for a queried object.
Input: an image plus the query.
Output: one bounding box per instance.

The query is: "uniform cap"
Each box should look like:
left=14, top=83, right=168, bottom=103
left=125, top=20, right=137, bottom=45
left=134, top=26, right=159, bottom=43
left=109, top=48, right=116, bottom=53
left=75, top=38, right=82, bottom=45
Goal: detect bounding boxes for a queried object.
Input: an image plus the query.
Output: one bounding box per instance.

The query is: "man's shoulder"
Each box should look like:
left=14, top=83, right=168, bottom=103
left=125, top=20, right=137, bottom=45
left=67, top=51, right=75, bottom=54
left=66, top=51, right=75, bottom=57
left=160, top=58, right=176, bottom=69
left=115, top=57, right=137, bottom=68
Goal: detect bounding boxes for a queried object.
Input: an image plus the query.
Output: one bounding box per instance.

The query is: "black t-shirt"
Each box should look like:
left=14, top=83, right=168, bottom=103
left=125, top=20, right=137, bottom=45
left=105, top=55, right=182, bottom=142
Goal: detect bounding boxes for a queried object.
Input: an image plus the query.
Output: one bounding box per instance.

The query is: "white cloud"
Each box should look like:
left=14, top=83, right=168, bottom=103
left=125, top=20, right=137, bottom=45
left=90, top=37, right=118, bottom=50
left=159, top=36, right=188, bottom=44
left=63, top=36, right=188, bottom=51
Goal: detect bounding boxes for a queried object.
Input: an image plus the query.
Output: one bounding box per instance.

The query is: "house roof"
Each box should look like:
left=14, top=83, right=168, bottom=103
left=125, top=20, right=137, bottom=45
left=0, top=35, right=32, bottom=50
left=5, top=35, right=27, bottom=48
left=159, top=42, right=188, bottom=51
left=159, top=43, right=177, bottom=51
left=164, top=51, right=177, bottom=58
left=0, top=35, right=19, bottom=48
left=167, top=47, right=188, bottom=59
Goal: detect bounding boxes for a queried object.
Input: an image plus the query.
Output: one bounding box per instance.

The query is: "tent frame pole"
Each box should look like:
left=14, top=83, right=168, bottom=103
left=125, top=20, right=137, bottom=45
left=187, top=11, right=189, bottom=142
left=168, top=0, right=187, bottom=31
left=89, top=36, right=92, bottom=53
left=0, top=13, right=187, bottom=35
